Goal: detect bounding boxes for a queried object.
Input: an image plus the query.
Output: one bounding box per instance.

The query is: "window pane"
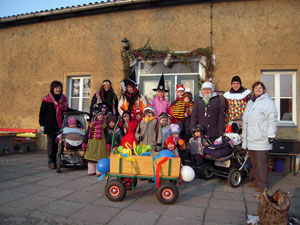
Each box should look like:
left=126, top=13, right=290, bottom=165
left=140, top=61, right=199, bottom=74
left=181, top=80, right=194, bottom=97
left=71, top=98, right=79, bottom=110
left=280, top=74, right=292, bottom=97
left=72, top=79, right=80, bottom=97
left=83, top=98, right=90, bottom=113
left=280, top=98, right=292, bottom=121
left=261, top=75, right=275, bottom=97
left=143, top=80, right=171, bottom=101
left=83, top=78, right=91, bottom=97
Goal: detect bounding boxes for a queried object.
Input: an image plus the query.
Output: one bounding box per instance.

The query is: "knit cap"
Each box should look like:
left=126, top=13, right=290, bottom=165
left=68, top=117, right=77, bottom=127
left=143, top=104, right=155, bottom=114
left=169, top=124, right=180, bottom=135
left=201, top=82, right=214, bottom=92
left=231, top=75, right=242, bottom=84
left=165, top=136, right=176, bottom=150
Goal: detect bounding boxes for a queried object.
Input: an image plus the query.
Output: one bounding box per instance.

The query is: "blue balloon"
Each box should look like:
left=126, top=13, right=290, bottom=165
left=96, top=158, right=110, bottom=174
left=158, top=150, right=175, bottom=158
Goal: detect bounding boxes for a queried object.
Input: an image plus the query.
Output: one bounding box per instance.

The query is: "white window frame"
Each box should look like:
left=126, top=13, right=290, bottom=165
left=67, top=76, right=91, bottom=112
left=261, top=71, right=297, bottom=126
left=137, top=57, right=206, bottom=95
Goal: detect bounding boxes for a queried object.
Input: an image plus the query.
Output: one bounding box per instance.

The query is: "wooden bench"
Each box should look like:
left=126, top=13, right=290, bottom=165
left=269, top=152, right=300, bottom=175
left=0, top=128, right=37, bottom=154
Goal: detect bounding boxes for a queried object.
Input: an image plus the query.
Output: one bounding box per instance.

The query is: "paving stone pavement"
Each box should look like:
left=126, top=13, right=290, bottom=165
left=0, top=151, right=299, bottom=225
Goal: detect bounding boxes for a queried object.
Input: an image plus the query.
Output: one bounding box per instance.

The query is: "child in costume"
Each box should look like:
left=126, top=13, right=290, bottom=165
left=184, top=92, right=194, bottom=140
left=158, top=112, right=171, bottom=151
left=83, top=106, right=110, bottom=176
left=120, top=110, right=131, bottom=136
left=169, top=123, right=186, bottom=159
left=165, top=136, right=178, bottom=156
left=106, top=115, right=122, bottom=151
left=186, top=124, right=204, bottom=168
left=135, top=105, right=161, bottom=151
left=169, top=84, right=185, bottom=138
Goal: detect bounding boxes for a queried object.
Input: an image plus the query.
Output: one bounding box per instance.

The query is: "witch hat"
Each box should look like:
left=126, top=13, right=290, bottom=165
left=123, top=67, right=137, bottom=86
left=153, top=74, right=169, bottom=92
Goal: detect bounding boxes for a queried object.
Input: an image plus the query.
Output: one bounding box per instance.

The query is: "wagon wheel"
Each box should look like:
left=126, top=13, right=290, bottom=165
left=105, top=180, right=127, bottom=202
left=56, top=143, right=62, bottom=173
left=119, top=177, right=138, bottom=191
left=201, top=163, right=214, bottom=180
left=156, top=182, right=178, bottom=205
left=228, top=168, right=242, bottom=188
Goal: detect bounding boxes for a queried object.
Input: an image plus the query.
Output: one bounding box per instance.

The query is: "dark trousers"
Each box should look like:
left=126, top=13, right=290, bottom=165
left=47, top=134, right=58, bottom=165
left=249, top=150, right=269, bottom=189
left=177, top=119, right=185, bottom=139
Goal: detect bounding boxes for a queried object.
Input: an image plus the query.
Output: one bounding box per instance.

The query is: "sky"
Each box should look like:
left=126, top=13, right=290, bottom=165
left=0, top=0, right=104, bottom=17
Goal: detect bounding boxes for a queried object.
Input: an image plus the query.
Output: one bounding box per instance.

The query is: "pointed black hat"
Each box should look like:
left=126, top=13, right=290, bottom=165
left=153, top=74, right=169, bottom=92
left=123, top=68, right=137, bottom=86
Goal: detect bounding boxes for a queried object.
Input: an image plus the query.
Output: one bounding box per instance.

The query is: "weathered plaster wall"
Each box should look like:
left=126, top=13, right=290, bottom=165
left=0, top=0, right=299, bottom=139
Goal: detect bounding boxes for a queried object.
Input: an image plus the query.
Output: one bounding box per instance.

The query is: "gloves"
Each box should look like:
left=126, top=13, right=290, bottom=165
left=106, top=144, right=111, bottom=153
left=268, top=138, right=275, bottom=144
left=82, top=142, right=87, bottom=151
left=40, top=126, right=44, bottom=132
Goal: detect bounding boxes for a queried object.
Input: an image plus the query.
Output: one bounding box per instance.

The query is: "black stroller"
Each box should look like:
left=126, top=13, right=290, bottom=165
left=56, top=111, right=90, bottom=173
left=193, top=121, right=250, bottom=187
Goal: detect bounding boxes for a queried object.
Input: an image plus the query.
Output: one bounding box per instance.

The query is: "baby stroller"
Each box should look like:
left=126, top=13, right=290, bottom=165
left=199, top=121, right=250, bottom=187
left=56, top=111, right=90, bottom=173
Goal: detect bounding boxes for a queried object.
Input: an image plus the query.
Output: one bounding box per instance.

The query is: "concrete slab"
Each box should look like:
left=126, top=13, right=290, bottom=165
left=69, top=204, right=121, bottom=224
left=62, top=190, right=102, bottom=204
left=0, top=190, right=27, bottom=204
left=205, top=208, right=245, bottom=224
left=38, top=199, right=86, bottom=217
left=108, top=209, right=160, bottom=225
left=35, top=187, right=76, bottom=199
left=35, top=177, right=69, bottom=187
left=209, top=198, right=245, bottom=212
left=7, top=195, right=55, bottom=210
left=0, top=205, right=32, bottom=216
left=156, top=215, right=203, bottom=225
left=94, top=196, right=136, bottom=208
left=58, top=180, right=92, bottom=190
left=176, top=194, right=209, bottom=208
left=126, top=198, right=168, bottom=214
left=11, top=183, right=50, bottom=195
left=163, top=205, right=205, bottom=220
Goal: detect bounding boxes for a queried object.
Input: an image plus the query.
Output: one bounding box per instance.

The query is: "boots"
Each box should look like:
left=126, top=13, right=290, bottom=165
left=87, top=162, right=96, bottom=175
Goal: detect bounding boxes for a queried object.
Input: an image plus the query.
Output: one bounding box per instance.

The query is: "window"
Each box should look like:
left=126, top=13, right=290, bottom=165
left=67, top=76, right=91, bottom=113
left=261, top=71, right=297, bottom=125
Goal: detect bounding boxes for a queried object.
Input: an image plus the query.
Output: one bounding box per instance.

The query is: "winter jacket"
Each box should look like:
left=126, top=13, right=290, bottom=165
left=150, top=96, right=170, bottom=119
left=39, top=100, right=69, bottom=136
left=187, top=137, right=203, bottom=155
left=190, top=93, right=225, bottom=138
left=242, top=93, right=278, bottom=151
left=224, top=89, right=251, bottom=123
left=135, top=118, right=161, bottom=151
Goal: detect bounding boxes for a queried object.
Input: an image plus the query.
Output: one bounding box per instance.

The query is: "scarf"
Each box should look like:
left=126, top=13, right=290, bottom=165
left=143, top=116, right=156, bottom=123
left=251, top=93, right=263, bottom=102
left=89, top=120, right=105, bottom=139
left=124, top=88, right=139, bottom=113
left=43, top=93, right=68, bottom=128
left=229, top=86, right=246, bottom=93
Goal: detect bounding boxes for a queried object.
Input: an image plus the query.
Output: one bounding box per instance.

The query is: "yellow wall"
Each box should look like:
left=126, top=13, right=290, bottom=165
left=0, top=0, right=299, bottom=139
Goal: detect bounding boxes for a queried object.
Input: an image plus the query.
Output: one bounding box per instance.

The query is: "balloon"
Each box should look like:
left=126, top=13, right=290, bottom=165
left=181, top=165, right=195, bottom=182
left=96, top=158, right=110, bottom=174
left=158, top=150, right=176, bottom=158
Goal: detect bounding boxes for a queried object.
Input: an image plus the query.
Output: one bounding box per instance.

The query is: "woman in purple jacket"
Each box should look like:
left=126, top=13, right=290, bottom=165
left=150, top=74, right=170, bottom=119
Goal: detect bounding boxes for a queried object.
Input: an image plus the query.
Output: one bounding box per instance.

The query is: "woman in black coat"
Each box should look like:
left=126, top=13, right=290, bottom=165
left=39, top=81, right=70, bottom=169
left=190, top=82, right=225, bottom=141
left=89, top=80, right=119, bottom=118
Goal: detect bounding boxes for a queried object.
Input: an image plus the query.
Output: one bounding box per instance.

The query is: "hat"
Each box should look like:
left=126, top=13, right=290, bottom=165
left=169, top=124, right=180, bottom=135
left=143, top=104, right=155, bottom=114
left=123, top=69, right=137, bottom=87
left=201, top=82, right=214, bottom=92
left=68, top=117, right=77, bottom=127
left=165, top=136, right=176, bottom=151
left=153, top=74, right=169, bottom=92
left=231, top=75, right=242, bottom=85
left=176, top=84, right=185, bottom=92
left=159, top=112, right=169, bottom=119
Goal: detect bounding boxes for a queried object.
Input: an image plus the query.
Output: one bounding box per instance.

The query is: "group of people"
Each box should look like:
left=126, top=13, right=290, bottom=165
left=39, top=74, right=278, bottom=193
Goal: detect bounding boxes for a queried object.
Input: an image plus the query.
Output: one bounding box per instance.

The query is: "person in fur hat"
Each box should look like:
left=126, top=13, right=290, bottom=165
left=191, top=82, right=224, bottom=142
left=135, top=104, right=161, bottom=151
left=150, top=74, right=170, bottom=119
left=39, top=80, right=71, bottom=169
left=83, top=106, right=110, bottom=176
left=90, top=80, right=119, bottom=118
left=224, top=75, right=251, bottom=124
left=169, top=84, right=186, bottom=138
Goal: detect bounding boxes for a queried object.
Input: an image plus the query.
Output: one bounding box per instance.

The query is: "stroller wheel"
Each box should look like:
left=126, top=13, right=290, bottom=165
left=228, top=169, right=242, bottom=188
left=201, top=163, right=214, bottom=180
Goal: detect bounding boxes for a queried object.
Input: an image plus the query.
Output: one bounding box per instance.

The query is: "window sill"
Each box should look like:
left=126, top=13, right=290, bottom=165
left=277, top=122, right=297, bottom=127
